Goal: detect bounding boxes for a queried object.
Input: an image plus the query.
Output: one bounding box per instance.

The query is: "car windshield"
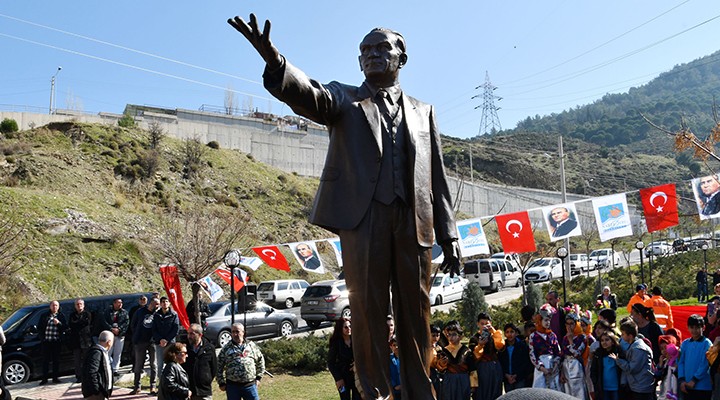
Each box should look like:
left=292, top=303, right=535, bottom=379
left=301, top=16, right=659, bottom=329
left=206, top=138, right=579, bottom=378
left=530, top=259, right=552, bottom=267
left=1, top=307, right=33, bottom=332
left=490, top=254, right=504, bottom=259
left=590, top=250, right=607, bottom=257
left=257, top=283, right=274, bottom=291
left=570, top=255, right=579, bottom=260
left=432, top=276, right=443, bottom=287
left=208, top=302, right=226, bottom=315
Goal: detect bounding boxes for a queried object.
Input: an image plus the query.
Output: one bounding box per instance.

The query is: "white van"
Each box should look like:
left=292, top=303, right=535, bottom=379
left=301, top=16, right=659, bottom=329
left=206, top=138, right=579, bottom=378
left=589, top=249, right=622, bottom=269
left=463, top=258, right=521, bottom=292
left=257, top=279, right=310, bottom=308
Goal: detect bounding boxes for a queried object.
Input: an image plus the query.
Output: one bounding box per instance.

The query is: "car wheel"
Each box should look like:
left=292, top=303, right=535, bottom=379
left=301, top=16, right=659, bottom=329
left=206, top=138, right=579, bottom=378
left=496, top=281, right=503, bottom=292
left=515, top=279, right=520, bottom=288
left=279, top=320, right=294, bottom=337
left=284, top=298, right=294, bottom=309
left=341, top=307, right=352, bottom=319
left=218, top=330, right=232, bottom=348
left=307, top=320, right=321, bottom=329
left=3, top=359, right=30, bottom=385
left=434, top=295, right=443, bottom=306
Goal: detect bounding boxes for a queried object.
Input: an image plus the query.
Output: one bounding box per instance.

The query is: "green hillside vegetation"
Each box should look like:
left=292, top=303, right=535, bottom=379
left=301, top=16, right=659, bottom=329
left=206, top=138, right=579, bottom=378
left=0, top=122, right=338, bottom=317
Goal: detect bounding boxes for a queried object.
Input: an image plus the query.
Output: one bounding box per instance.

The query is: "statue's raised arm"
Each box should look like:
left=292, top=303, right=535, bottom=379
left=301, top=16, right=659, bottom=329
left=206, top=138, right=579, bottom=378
left=227, top=13, right=282, bottom=70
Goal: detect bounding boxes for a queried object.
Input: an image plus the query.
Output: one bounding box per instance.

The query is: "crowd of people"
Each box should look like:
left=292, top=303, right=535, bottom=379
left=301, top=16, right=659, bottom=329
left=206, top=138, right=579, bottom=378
left=326, top=287, right=720, bottom=400
left=0, top=293, right=265, bottom=400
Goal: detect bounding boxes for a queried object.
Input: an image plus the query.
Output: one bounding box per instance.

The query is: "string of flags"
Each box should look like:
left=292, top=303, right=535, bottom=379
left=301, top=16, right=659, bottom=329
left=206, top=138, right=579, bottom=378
left=160, top=176, right=719, bottom=313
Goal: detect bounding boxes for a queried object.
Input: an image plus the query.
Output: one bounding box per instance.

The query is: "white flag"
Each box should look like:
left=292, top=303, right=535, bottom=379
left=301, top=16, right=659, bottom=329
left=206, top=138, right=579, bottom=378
left=455, top=218, right=490, bottom=257
left=592, top=193, right=633, bottom=241
left=199, top=275, right=224, bottom=302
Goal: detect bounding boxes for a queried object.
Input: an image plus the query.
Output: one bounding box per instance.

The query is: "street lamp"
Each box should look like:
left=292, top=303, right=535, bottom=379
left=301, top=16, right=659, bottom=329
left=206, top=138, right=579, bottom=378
left=556, top=247, right=569, bottom=304
left=49, top=66, right=62, bottom=115
left=635, top=241, right=645, bottom=285
left=224, top=249, right=241, bottom=325
left=703, top=243, right=710, bottom=302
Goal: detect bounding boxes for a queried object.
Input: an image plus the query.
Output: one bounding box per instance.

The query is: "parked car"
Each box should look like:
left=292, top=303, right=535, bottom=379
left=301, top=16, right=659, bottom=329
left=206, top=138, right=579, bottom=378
left=257, top=279, right=310, bottom=308
left=490, top=252, right=522, bottom=271
left=672, top=238, right=689, bottom=252
left=204, top=301, right=298, bottom=348
left=428, top=273, right=468, bottom=305
left=300, top=280, right=350, bottom=329
left=464, top=258, right=521, bottom=292
left=589, top=248, right=621, bottom=269
left=645, top=241, right=672, bottom=256
left=570, top=253, right=595, bottom=273
left=523, top=257, right=563, bottom=283
left=1, top=292, right=152, bottom=385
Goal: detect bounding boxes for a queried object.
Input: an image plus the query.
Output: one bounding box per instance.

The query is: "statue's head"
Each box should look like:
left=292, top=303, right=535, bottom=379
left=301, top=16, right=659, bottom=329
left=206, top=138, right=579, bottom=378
left=359, top=28, right=407, bottom=86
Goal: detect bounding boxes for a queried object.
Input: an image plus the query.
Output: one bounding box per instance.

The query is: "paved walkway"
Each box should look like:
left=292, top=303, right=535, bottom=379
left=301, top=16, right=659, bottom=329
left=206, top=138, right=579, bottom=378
left=9, top=368, right=155, bottom=400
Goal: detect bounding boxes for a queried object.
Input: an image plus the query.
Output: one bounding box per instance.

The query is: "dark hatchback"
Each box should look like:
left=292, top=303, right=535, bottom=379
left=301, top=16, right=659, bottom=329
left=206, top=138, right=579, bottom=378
left=1, top=292, right=151, bottom=385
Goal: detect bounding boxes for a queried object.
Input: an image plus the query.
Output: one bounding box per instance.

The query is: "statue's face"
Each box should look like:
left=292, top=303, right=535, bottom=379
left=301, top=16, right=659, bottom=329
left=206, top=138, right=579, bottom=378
left=359, top=31, right=406, bottom=84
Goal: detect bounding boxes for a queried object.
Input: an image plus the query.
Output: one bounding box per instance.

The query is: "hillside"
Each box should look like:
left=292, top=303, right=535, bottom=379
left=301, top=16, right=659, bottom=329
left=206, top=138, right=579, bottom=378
left=0, top=122, right=338, bottom=316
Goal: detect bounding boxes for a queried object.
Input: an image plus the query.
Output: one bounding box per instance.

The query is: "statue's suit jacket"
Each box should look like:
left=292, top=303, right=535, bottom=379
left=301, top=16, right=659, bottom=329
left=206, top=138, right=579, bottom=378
left=263, top=60, right=457, bottom=247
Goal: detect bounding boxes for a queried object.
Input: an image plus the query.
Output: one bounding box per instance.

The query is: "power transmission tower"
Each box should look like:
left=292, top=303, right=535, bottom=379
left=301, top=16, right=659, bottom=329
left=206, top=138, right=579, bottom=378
left=473, top=71, right=502, bottom=136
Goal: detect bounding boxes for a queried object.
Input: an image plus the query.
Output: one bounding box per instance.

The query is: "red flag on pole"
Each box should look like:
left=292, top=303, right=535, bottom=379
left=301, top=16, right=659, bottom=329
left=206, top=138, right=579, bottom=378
left=158, top=264, right=190, bottom=329
left=639, top=183, right=679, bottom=233
left=495, top=211, right=537, bottom=253
left=252, top=245, right=290, bottom=271
left=215, top=266, right=247, bottom=292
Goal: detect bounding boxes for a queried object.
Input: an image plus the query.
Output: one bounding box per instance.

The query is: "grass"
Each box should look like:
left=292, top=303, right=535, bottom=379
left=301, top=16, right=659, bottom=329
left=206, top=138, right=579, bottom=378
left=120, top=370, right=339, bottom=400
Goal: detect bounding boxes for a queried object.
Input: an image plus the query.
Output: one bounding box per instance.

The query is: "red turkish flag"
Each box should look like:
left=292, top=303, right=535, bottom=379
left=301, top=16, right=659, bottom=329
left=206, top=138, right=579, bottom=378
left=495, top=211, right=537, bottom=254
left=252, top=245, right=290, bottom=272
left=158, top=265, right=190, bottom=329
left=639, top=183, right=679, bottom=233
left=215, top=266, right=247, bottom=292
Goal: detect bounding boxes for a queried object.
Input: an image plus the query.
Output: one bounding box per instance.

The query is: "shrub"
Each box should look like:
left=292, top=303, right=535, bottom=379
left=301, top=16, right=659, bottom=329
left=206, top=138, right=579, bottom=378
left=0, top=118, right=19, bottom=133
left=118, top=113, right=135, bottom=128
left=259, top=333, right=329, bottom=373
left=457, top=282, right=487, bottom=334
left=207, top=140, right=220, bottom=149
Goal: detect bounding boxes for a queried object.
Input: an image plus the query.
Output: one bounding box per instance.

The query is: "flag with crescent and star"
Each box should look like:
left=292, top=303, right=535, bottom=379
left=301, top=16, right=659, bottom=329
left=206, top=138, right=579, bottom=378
left=495, top=211, right=536, bottom=253
left=639, top=183, right=679, bottom=232
left=159, top=264, right=190, bottom=329
left=252, top=245, right=291, bottom=271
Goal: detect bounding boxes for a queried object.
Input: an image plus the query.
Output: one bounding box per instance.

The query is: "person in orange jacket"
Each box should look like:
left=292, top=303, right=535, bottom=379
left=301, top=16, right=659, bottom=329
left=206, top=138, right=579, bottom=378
left=646, top=286, right=674, bottom=330
left=626, top=284, right=650, bottom=314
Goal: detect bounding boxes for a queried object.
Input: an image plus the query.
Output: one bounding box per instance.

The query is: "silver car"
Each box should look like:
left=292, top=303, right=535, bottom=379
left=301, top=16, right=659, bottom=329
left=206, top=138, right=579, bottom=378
left=204, top=301, right=298, bottom=347
left=300, top=280, right=350, bottom=329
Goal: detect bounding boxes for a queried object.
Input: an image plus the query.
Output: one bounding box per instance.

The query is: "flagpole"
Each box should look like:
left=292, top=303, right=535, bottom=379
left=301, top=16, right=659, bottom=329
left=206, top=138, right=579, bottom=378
left=559, top=136, right=570, bottom=304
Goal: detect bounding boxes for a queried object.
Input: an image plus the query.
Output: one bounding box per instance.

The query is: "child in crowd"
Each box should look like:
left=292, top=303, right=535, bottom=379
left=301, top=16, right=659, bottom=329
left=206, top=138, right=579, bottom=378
left=560, top=308, right=587, bottom=398
left=498, top=323, right=531, bottom=393
left=591, top=331, right=622, bottom=400
left=469, top=312, right=504, bottom=400
left=432, top=321, right=474, bottom=400
left=656, top=337, right=679, bottom=400
left=528, top=304, right=562, bottom=391
left=430, top=325, right=443, bottom=396
left=678, top=314, right=712, bottom=400
left=610, top=319, right=655, bottom=400
left=389, top=336, right=401, bottom=400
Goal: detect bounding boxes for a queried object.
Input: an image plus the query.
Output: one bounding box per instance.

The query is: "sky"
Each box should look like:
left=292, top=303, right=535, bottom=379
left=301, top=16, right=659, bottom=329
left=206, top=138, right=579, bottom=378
left=1, top=1, right=719, bottom=139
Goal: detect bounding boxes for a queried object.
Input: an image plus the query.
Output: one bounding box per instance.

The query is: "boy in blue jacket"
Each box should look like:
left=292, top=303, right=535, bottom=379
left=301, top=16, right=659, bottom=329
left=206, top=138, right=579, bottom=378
left=678, top=314, right=712, bottom=400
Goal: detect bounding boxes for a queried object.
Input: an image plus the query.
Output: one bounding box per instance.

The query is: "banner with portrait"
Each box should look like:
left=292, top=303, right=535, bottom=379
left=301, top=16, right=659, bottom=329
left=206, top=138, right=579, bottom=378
left=327, top=238, right=343, bottom=267
left=456, top=217, right=491, bottom=257
left=692, top=175, right=720, bottom=220
left=199, top=274, right=224, bottom=302
left=592, top=194, right=633, bottom=242
left=288, top=241, right=325, bottom=274
left=542, top=203, right=582, bottom=242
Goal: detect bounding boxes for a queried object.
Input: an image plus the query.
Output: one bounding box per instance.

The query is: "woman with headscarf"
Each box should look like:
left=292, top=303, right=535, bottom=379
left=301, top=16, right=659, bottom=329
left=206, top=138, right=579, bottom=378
left=631, top=303, right=664, bottom=364
left=560, top=306, right=587, bottom=398
left=528, top=303, right=562, bottom=391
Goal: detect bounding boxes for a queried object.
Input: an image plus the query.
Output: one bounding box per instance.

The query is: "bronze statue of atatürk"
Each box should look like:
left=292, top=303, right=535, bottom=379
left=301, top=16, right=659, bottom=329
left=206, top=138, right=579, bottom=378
left=229, top=14, right=461, bottom=400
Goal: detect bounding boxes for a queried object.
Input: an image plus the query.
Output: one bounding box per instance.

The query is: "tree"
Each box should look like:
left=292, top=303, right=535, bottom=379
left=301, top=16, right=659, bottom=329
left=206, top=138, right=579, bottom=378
left=151, top=206, right=252, bottom=324
left=577, top=218, right=599, bottom=278
left=147, top=121, right=166, bottom=150
left=224, top=86, right=237, bottom=115
left=182, top=137, right=206, bottom=179
left=457, top=282, right=487, bottom=334
left=0, top=205, right=28, bottom=279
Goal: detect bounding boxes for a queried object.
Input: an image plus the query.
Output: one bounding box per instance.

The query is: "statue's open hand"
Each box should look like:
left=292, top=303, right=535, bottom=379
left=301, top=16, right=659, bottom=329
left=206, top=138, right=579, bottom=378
left=227, top=13, right=282, bottom=69
left=440, top=240, right=461, bottom=277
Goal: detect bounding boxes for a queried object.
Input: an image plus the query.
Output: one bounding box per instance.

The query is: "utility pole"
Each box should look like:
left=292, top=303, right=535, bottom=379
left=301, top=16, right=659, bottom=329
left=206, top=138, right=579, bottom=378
left=473, top=71, right=502, bottom=136
left=559, top=136, right=571, bottom=280
left=49, top=66, right=62, bottom=115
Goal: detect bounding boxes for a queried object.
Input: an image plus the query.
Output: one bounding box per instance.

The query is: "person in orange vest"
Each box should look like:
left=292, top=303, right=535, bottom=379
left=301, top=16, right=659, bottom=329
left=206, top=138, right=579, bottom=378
left=646, top=286, right=674, bottom=330
left=627, top=284, right=650, bottom=314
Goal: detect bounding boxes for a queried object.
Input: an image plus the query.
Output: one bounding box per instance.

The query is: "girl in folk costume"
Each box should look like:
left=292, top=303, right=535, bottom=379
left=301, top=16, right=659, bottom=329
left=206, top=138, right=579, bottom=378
left=529, top=303, right=562, bottom=391
left=580, top=310, right=597, bottom=399
left=432, top=321, right=475, bottom=400
left=656, top=337, right=679, bottom=400
left=560, top=305, right=588, bottom=398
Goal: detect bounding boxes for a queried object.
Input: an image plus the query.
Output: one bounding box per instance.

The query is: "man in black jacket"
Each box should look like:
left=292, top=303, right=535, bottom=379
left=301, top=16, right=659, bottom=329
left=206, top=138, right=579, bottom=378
left=182, top=323, right=217, bottom=400
left=498, top=323, right=532, bottom=393
left=68, top=298, right=93, bottom=383
left=99, top=298, right=129, bottom=377
left=38, top=300, right=66, bottom=385
left=82, top=330, right=114, bottom=400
